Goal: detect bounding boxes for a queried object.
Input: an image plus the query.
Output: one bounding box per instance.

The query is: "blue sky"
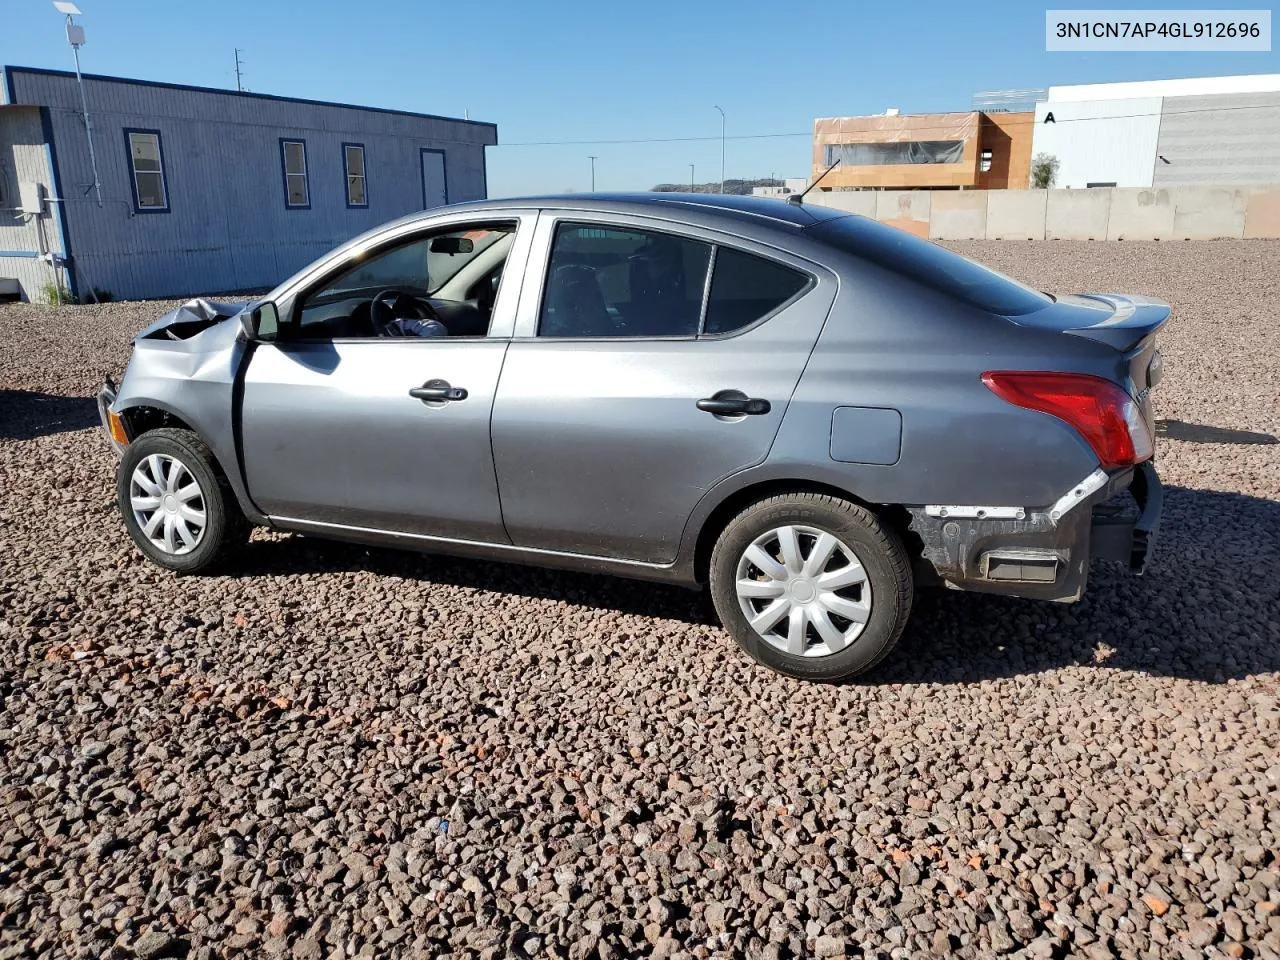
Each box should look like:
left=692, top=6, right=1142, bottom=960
left=3, top=0, right=1275, bottom=196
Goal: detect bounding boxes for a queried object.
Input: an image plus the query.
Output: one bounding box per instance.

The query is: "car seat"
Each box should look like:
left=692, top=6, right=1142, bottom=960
left=544, top=264, right=614, bottom=337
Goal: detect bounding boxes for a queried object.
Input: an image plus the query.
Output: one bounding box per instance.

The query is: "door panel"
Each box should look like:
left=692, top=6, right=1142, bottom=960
left=421, top=149, right=447, bottom=209
left=241, top=339, right=508, bottom=542
left=491, top=296, right=835, bottom=563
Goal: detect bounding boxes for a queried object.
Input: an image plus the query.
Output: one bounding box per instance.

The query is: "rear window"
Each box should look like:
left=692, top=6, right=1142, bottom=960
left=704, top=248, right=809, bottom=335
left=808, top=216, right=1051, bottom=317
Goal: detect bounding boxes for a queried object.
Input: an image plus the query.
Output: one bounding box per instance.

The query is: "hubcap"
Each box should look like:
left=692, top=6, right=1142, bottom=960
left=735, top=524, right=872, bottom=658
left=129, top=454, right=207, bottom=556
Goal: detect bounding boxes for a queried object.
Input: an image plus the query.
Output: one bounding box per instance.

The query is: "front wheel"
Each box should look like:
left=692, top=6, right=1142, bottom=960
left=116, top=428, right=248, bottom=573
left=709, top=493, right=913, bottom=681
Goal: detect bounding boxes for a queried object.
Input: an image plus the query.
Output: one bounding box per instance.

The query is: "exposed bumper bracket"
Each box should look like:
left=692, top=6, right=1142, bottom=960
left=1090, top=461, right=1162, bottom=574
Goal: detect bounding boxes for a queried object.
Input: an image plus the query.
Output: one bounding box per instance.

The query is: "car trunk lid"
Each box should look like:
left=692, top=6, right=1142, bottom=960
left=1012, top=293, right=1169, bottom=426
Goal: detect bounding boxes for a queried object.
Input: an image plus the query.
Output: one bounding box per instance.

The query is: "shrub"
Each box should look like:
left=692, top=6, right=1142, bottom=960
left=38, top=282, right=74, bottom=305
left=1031, top=153, right=1060, bottom=189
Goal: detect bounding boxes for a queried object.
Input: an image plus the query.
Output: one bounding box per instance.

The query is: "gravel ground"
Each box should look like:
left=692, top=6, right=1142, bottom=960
left=1, top=241, right=1278, bottom=960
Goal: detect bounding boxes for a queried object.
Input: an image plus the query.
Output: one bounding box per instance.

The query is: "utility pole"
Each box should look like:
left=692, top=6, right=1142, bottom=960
left=716, top=105, right=727, bottom=195
left=689, top=163, right=695, bottom=192
left=588, top=155, right=597, bottom=191
left=234, top=48, right=245, bottom=92
left=53, top=3, right=102, bottom=209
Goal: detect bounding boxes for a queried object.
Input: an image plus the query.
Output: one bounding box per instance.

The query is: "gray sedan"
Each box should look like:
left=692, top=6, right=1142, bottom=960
left=99, top=194, right=1164, bottom=681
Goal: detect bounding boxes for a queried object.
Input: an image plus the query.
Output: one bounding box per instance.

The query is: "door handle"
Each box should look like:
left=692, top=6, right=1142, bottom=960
left=409, top=379, right=468, bottom=402
left=697, top=391, right=771, bottom=416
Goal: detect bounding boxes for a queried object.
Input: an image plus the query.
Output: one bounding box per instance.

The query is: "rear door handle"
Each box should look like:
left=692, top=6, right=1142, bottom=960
left=697, top=391, right=771, bottom=416
left=409, top=378, right=468, bottom=402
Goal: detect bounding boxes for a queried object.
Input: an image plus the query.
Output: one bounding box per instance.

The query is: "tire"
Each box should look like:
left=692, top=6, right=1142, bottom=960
left=709, top=492, right=913, bottom=682
left=116, top=427, right=249, bottom=573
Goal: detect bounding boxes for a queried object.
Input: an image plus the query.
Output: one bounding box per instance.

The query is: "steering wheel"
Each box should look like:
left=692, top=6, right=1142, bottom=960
left=369, top=289, right=440, bottom=336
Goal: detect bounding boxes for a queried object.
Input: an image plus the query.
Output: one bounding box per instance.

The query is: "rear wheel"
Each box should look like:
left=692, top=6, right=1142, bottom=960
left=709, top=493, right=913, bottom=681
left=117, top=428, right=248, bottom=573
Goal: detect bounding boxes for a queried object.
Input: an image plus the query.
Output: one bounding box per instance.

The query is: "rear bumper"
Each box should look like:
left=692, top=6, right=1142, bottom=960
left=907, top=461, right=1163, bottom=603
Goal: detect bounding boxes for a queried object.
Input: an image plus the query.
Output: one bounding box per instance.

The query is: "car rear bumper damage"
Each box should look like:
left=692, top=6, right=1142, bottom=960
left=907, top=461, right=1163, bottom=603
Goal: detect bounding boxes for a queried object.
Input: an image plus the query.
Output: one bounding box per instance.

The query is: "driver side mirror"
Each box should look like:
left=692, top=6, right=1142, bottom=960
left=239, top=301, right=279, bottom=342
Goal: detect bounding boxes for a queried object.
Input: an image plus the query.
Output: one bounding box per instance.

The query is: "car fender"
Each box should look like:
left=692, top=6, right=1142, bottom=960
left=672, top=458, right=879, bottom=582
left=113, top=319, right=267, bottom=524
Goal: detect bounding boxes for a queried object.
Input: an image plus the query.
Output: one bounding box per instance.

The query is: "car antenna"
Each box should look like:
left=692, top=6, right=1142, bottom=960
left=788, top=159, right=840, bottom=205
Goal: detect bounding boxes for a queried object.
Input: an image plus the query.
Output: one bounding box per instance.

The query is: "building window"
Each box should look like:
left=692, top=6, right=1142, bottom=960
left=823, top=141, right=965, bottom=166
left=979, top=149, right=993, bottom=173
left=280, top=139, right=309, bottom=209
left=124, top=129, right=169, bottom=212
left=343, top=143, right=367, bottom=208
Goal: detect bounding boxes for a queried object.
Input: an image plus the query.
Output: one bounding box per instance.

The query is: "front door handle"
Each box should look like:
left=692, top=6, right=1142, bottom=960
left=409, top=378, right=468, bottom=402
left=697, top=391, right=771, bottom=416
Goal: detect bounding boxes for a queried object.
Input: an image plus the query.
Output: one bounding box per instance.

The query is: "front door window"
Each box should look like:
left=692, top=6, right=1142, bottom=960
left=293, top=223, right=516, bottom=339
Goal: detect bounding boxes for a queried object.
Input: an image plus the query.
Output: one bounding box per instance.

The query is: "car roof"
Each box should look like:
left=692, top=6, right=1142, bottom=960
left=276, top=192, right=853, bottom=302
left=397, top=192, right=848, bottom=234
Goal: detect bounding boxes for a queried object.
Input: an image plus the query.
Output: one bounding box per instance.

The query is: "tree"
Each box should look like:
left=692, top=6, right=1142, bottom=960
left=1031, top=153, right=1060, bottom=189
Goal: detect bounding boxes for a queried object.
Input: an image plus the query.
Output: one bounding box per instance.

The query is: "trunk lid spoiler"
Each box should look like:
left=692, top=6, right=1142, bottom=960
left=1058, top=294, right=1171, bottom=351
left=1017, top=293, right=1170, bottom=351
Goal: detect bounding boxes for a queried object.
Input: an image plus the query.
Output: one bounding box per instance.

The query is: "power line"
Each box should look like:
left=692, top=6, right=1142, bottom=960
left=494, top=101, right=1280, bottom=148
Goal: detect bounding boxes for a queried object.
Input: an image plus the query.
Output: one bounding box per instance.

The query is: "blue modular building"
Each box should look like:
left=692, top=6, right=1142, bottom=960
left=0, top=66, right=497, bottom=302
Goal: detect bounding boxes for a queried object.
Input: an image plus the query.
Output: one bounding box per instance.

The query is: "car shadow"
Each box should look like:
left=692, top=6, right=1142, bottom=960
left=232, top=532, right=717, bottom=628
left=0, top=390, right=100, bottom=441
left=1156, top=418, right=1277, bottom=445
left=232, top=484, right=1279, bottom=684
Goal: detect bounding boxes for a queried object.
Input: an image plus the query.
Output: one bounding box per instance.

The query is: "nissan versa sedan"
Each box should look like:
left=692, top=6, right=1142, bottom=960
left=98, top=193, right=1164, bottom=681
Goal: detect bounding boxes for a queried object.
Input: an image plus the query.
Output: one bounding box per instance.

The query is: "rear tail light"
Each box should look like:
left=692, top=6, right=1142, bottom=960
left=982, top=371, right=1153, bottom=471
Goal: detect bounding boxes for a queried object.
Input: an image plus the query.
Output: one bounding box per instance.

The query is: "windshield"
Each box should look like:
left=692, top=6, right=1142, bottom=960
left=312, top=225, right=512, bottom=302
left=808, top=215, right=1052, bottom=317
left=426, top=228, right=508, bottom=294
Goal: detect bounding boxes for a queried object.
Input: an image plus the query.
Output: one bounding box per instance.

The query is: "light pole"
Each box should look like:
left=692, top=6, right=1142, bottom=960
left=588, top=155, right=597, bottom=191
left=53, top=2, right=102, bottom=209
left=713, top=105, right=725, bottom=194
left=689, top=163, right=695, bottom=192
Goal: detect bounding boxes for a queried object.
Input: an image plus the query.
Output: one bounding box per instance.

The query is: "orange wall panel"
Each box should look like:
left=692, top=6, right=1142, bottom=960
left=976, top=112, right=1033, bottom=190
left=813, top=112, right=980, bottom=190
left=813, top=111, right=1034, bottom=191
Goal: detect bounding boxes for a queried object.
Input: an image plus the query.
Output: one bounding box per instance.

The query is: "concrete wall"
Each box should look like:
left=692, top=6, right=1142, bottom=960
left=808, top=185, right=1280, bottom=240
left=4, top=67, right=497, bottom=301
left=987, top=190, right=1047, bottom=239
left=928, top=192, right=987, bottom=240
left=1046, top=189, right=1111, bottom=240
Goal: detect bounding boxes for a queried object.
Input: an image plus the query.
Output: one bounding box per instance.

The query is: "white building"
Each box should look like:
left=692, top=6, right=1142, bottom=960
left=1030, top=74, right=1280, bottom=189
left=751, top=178, right=808, bottom=198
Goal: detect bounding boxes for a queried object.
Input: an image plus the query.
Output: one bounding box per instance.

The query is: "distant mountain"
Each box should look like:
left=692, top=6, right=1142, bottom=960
left=650, top=178, right=783, bottom=195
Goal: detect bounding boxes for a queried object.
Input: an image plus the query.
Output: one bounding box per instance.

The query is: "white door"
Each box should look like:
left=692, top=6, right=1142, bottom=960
left=421, top=149, right=447, bottom=208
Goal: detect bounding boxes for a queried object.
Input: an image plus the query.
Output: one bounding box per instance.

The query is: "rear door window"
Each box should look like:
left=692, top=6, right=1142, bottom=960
left=537, top=222, right=812, bottom=339
left=539, top=223, right=711, bottom=338
left=703, top=248, right=810, bottom=335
